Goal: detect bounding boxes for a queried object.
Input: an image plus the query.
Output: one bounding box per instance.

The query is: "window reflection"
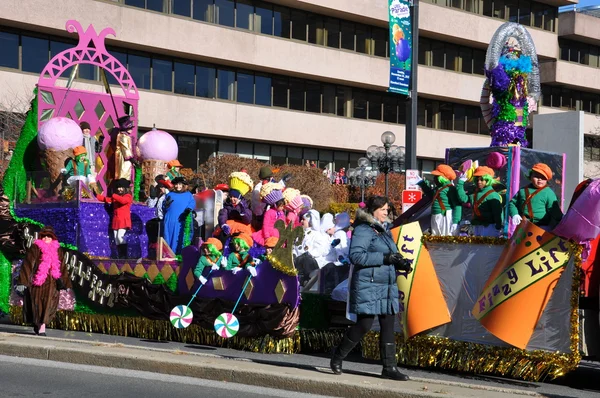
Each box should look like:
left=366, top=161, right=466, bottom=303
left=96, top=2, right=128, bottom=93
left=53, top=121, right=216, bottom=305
left=152, top=58, right=173, bottom=91
left=193, top=0, right=214, bottom=22
left=196, top=64, right=216, bottom=98
left=129, top=54, right=151, bottom=89
left=0, top=32, right=18, bottom=69
left=237, top=71, right=254, bottom=104
left=215, top=0, right=235, bottom=27
left=172, top=0, right=191, bottom=17
left=217, top=68, right=235, bottom=100
left=22, top=36, right=49, bottom=74
left=174, top=61, right=195, bottom=95
left=255, top=74, right=271, bottom=106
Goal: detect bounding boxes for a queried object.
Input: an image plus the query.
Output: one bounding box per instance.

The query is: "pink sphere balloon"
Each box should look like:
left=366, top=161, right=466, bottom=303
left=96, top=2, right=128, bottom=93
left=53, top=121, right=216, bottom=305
left=37, top=117, right=83, bottom=151
left=137, top=129, right=178, bottom=161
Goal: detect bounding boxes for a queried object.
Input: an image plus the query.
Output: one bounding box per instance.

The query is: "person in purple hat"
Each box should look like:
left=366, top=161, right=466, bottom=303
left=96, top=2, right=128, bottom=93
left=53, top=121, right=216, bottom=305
left=251, top=182, right=286, bottom=246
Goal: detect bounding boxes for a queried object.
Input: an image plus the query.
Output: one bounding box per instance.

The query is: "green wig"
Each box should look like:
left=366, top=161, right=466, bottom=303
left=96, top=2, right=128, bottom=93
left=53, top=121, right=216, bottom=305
left=479, top=174, right=500, bottom=187
left=436, top=176, right=450, bottom=186
left=232, top=237, right=250, bottom=252
left=204, top=243, right=221, bottom=259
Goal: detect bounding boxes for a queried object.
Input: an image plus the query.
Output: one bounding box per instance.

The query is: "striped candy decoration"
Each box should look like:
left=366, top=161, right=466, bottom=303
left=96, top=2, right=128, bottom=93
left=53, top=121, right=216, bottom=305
left=214, top=312, right=240, bottom=338
left=170, top=305, right=193, bottom=329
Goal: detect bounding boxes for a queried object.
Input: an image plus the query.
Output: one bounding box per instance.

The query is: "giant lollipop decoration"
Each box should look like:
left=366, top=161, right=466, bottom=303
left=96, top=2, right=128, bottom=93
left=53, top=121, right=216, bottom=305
left=214, top=268, right=258, bottom=339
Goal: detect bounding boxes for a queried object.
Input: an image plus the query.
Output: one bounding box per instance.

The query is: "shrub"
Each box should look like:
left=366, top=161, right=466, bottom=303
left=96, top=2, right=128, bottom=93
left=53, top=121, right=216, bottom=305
left=327, top=203, right=360, bottom=219
left=366, top=173, right=405, bottom=215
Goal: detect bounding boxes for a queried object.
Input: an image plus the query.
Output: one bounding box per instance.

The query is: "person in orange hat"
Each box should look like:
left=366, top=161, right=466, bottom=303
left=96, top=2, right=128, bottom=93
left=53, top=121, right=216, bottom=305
left=61, top=145, right=96, bottom=190
left=457, top=166, right=504, bottom=237
left=165, top=159, right=183, bottom=184
left=225, top=233, right=259, bottom=277
left=508, top=163, right=562, bottom=230
left=194, top=238, right=225, bottom=285
left=417, top=164, right=462, bottom=236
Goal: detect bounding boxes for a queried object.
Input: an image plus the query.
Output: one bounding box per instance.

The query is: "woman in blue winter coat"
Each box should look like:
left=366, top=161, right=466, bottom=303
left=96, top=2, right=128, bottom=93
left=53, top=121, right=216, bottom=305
left=330, top=196, right=413, bottom=381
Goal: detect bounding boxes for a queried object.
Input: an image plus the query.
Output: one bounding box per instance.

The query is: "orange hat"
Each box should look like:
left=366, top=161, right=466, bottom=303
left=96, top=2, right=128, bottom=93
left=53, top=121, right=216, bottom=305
left=167, top=160, right=183, bottom=168
left=237, top=233, right=254, bottom=248
left=73, top=146, right=87, bottom=157
left=214, top=184, right=229, bottom=192
left=264, top=237, right=278, bottom=248
left=530, top=163, right=552, bottom=180
left=473, top=166, right=495, bottom=178
left=430, top=164, right=456, bottom=181
left=202, top=237, right=223, bottom=252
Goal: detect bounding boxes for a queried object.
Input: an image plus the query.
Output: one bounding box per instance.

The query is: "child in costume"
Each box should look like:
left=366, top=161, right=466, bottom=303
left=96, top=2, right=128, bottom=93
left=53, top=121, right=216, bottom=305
left=333, top=212, right=351, bottom=265
left=284, top=188, right=304, bottom=228
left=417, top=165, right=462, bottom=236
left=225, top=234, right=259, bottom=277
left=62, top=146, right=96, bottom=191
left=164, top=160, right=183, bottom=188
left=218, top=171, right=253, bottom=239
left=252, top=183, right=286, bottom=246
left=509, top=163, right=563, bottom=230
left=457, top=166, right=504, bottom=237
left=162, top=177, right=196, bottom=254
left=96, top=178, right=132, bottom=258
left=194, top=238, right=225, bottom=285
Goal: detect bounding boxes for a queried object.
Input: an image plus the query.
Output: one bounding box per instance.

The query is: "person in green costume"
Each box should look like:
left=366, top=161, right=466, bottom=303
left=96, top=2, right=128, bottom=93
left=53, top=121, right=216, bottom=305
left=417, top=164, right=462, bottom=236
left=61, top=146, right=97, bottom=192
left=457, top=166, right=504, bottom=237
left=194, top=238, right=225, bottom=285
left=509, top=163, right=563, bottom=230
left=225, top=234, right=259, bottom=277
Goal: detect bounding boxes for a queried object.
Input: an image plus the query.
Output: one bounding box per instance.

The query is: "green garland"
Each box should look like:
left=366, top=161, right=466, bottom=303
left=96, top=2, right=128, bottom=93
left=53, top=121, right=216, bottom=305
left=0, top=251, right=11, bottom=314
left=166, top=272, right=177, bottom=293
left=3, top=89, right=38, bottom=203
left=133, top=165, right=142, bottom=202
left=9, top=206, right=44, bottom=228
left=183, top=212, right=192, bottom=248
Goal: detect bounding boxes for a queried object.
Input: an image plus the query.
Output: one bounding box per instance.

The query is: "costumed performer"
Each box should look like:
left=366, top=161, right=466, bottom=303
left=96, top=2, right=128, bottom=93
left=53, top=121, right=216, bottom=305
left=15, top=226, right=71, bottom=336
left=114, top=115, right=136, bottom=181
left=96, top=178, right=132, bottom=258
left=416, top=165, right=462, bottom=236
left=225, top=234, right=259, bottom=277
left=194, top=237, right=225, bottom=285
left=283, top=188, right=304, bottom=228
left=80, top=121, right=102, bottom=174
left=508, top=163, right=562, bottom=230
left=457, top=166, right=504, bottom=237
left=330, top=196, right=412, bottom=380
left=217, top=171, right=254, bottom=240
left=164, top=159, right=183, bottom=188
left=320, top=213, right=346, bottom=294
left=333, top=212, right=351, bottom=264
left=61, top=146, right=97, bottom=191
left=251, top=182, right=286, bottom=246
left=251, top=166, right=273, bottom=230
left=162, top=177, right=196, bottom=254
left=293, top=210, right=330, bottom=287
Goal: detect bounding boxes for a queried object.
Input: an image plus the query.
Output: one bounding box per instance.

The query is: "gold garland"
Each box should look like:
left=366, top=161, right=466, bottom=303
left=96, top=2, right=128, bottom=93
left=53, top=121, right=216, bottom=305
left=361, top=243, right=584, bottom=382
left=266, top=253, right=297, bottom=276
left=423, top=234, right=507, bottom=245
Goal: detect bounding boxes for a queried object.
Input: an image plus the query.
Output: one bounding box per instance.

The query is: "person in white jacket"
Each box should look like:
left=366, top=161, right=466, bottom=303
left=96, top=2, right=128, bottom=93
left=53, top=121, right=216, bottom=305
left=333, top=212, right=351, bottom=265
left=294, top=210, right=329, bottom=287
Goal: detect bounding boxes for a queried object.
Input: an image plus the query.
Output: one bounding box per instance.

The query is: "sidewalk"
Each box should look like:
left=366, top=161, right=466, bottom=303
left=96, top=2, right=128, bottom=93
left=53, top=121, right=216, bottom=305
left=0, top=331, right=541, bottom=398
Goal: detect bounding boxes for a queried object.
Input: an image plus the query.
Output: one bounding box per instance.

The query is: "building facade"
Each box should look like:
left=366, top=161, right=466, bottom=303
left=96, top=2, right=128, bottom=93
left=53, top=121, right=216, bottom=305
left=0, top=0, right=598, bottom=178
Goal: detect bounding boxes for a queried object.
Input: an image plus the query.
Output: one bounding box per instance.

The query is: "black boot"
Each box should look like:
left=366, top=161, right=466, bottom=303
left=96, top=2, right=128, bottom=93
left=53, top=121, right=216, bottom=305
left=117, top=244, right=128, bottom=259
left=330, top=335, right=359, bottom=375
left=380, top=342, right=409, bottom=381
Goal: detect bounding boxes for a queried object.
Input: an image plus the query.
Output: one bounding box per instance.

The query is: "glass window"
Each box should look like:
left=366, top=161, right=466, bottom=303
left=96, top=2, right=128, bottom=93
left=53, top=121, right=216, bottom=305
left=473, top=49, right=485, bottom=75
left=541, top=85, right=551, bottom=107
left=431, top=41, right=445, bottom=68
left=147, top=0, right=166, bottom=12
left=254, top=143, right=270, bottom=159
left=237, top=141, right=253, bottom=157
left=532, top=3, right=543, bottom=28
left=544, top=8, right=555, bottom=32
left=236, top=0, right=254, bottom=30
left=308, top=13, right=325, bottom=45
left=355, top=24, right=370, bottom=55
left=493, top=0, right=505, bottom=19
left=106, top=50, right=127, bottom=85
left=22, top=36, right=49, bottom=74
left=291, top=10, right=307, bottom=41
left=560, top=40, right=569, bottom=61
left=506, top=0, right=519, bottom=22
left=217, top=68, right=235, bottom=100
left=590, top=46, right=599, bottom=68
left=417, top=99, right=426, bottom=126
left=193, top=0, right=214, bottom=22
left=460, top=47, right=472, bottom=73
left=353, top=91, right=367, bottom=119
left=126, top=0, right=145, bottom=8
left=336, top=87, right=349, bottom=116
left=128, top=54, right=151, bottom=89
left=305, top=81, right=321, bottom=113
left=271, top=145, right=286, bottom=165
left=383, top=96, right=398, bottom=123
left=334, top=151, right=349, bottom=171
left=519, top=0, right=531, bottom=26
left=79, top=63, right=98, bottom=81
left=464, top=0, right=479, bottom=13
left=440, top=103, right=453, bottom=130
left=272, top=76, right=288, bottom=108
left=152, top=58, right=172, bottom=91
left=466, top=107, right=480, bottom=134
left=198, top=137, right=217, bottom=165
left=254, top=2, right=273, bottom=35
left=172, top=0, right=191, bottom=17
left=174, top=61, right=195, bottom=95
left=483, top=0, right=493, bottom=17
left=569, top=43, right=579, bottom=63
left=454, top=105, right=466, bottom=132
left=273, top=6, right=291, bottom=39
left=325, top=18, right=340, bottom=48
left=288, top=147, right=303, bottom=165
left=237, top=71, right=254, bottom=104
left=50, top=41, right=73, bottom=78
left=419, top=37, right=430, bottom=66
left=218, top=139, right=236, bottom=154
left=340, top=21, right=355, bottom=51
left=372, top=27, right=387, bottom=57
left=0, top=32, right=19, bottom=69
left=398, top=99, right=407, bottom=124
left=304, top=148, right=318, bottom=163
left=215, top=0, right=234, bottom=27
left=289, top=78, right=305, bottom=111
left=177, top=135, right=199, bottom=171
left=368, top=94, right=382, bottom=121
left=323, top=85, right=336, bottom=114
left=255, top=74, right=271, bottom=106
left=445, top=44, right=458, bottom=71
left=196, top=64, right=216, bottom=98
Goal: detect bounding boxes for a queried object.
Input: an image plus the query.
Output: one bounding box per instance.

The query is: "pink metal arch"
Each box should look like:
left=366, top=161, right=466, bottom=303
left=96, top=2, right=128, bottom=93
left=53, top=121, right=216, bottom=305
left=36, top=20, right=140, bottom=194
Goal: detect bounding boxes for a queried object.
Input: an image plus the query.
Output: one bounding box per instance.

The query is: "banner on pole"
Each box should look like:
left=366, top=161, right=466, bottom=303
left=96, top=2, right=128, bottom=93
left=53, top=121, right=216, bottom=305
left=388, top=0, right=412, bottom=95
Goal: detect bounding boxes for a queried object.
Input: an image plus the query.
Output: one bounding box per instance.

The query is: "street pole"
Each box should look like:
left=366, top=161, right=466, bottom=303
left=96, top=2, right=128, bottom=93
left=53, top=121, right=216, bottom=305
left=405, top=0, right=419, bottom=170
left=384, top=144, right=390, bottom=198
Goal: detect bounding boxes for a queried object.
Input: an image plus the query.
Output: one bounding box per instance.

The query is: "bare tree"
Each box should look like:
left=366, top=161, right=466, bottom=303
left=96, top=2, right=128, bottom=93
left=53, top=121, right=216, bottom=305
left=0, top=87, right=34, bottom=175
left=584, top=125, right=600, bottom=179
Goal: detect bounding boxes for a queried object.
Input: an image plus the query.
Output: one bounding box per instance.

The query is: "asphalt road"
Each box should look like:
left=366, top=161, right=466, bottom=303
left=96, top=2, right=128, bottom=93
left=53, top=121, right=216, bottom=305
left=0, top=355, right=335, bottom=398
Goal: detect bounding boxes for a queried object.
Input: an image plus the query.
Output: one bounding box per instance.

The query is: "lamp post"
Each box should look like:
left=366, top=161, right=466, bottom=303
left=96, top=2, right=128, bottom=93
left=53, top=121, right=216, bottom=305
left=366, top=131, right=405, bottom=197
left=347, top=157, right=378, bottom=203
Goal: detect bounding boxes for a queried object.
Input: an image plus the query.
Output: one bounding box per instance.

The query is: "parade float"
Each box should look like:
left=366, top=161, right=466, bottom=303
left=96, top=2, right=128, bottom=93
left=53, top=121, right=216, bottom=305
left=0, top=18, right=598, bottom=383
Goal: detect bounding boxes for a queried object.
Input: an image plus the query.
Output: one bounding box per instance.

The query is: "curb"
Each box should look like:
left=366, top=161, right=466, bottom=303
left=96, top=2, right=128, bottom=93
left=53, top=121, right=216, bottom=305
left=0, top=333, right=540, bottom=398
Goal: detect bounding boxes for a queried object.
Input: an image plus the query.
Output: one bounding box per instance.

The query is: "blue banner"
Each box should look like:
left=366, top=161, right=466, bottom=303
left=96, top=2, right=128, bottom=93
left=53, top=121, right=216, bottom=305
left=389, top=0, right=412, bottom=95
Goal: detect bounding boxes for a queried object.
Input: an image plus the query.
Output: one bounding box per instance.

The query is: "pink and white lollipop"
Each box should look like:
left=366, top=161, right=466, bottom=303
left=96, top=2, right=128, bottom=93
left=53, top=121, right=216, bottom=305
left=214, top=312, right=239, bottom=338
left=170, top=305, right=193, bottom=329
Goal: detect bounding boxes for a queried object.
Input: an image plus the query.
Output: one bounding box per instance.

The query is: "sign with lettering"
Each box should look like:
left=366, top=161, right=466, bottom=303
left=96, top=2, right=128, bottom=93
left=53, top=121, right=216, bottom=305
left=388, top=0, right=413, bottom=95
left=472, top=219, right=572, bottom=348
left=390, top=222, right=450, bottom=339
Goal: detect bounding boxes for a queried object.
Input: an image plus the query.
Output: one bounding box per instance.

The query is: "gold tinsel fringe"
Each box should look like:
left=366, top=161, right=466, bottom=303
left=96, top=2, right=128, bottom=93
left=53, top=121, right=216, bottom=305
left=423, top=235, right=507, bottom=245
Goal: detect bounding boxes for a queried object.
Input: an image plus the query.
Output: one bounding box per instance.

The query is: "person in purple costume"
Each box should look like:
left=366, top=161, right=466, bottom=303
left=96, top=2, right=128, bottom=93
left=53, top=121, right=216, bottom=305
left=162, top=177, right=196, bottom=254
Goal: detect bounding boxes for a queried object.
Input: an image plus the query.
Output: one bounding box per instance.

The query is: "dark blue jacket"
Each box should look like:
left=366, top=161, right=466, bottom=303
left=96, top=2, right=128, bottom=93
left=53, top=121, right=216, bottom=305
left=348, top=209, right=399, bottom=315
left=217, top=198, right=251, bottom=226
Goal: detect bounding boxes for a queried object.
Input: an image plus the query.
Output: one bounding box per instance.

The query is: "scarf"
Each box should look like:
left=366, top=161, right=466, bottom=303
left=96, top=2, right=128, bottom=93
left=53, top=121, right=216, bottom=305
left=32, top=239, right=62, bottom=286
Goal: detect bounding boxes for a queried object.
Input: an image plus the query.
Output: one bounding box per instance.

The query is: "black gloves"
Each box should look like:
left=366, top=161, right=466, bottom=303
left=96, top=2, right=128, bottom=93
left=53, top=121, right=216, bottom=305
left=383, top=253, right=413, bottom=273
left=331, top=239, right=341, bottom=247
left=55, top=278, right=66, bottom=291
left=164, top=196, right=173, bottom=210
left=95, top=135, right=105, bottom=153
left=179, top=208, right=192, bottom=222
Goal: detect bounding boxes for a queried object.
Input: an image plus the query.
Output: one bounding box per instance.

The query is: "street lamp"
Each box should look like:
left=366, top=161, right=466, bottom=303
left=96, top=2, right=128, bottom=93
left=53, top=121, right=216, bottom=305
left=347, top=157, right=378, bottom=203
left=366, top=131, right=405, bottom=197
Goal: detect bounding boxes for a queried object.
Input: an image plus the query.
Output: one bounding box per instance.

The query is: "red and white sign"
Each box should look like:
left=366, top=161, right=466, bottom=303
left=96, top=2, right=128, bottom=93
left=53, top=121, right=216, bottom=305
left=405, top=169, right=421, bottom=191
left=402, top=190, right=422, bottom=213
